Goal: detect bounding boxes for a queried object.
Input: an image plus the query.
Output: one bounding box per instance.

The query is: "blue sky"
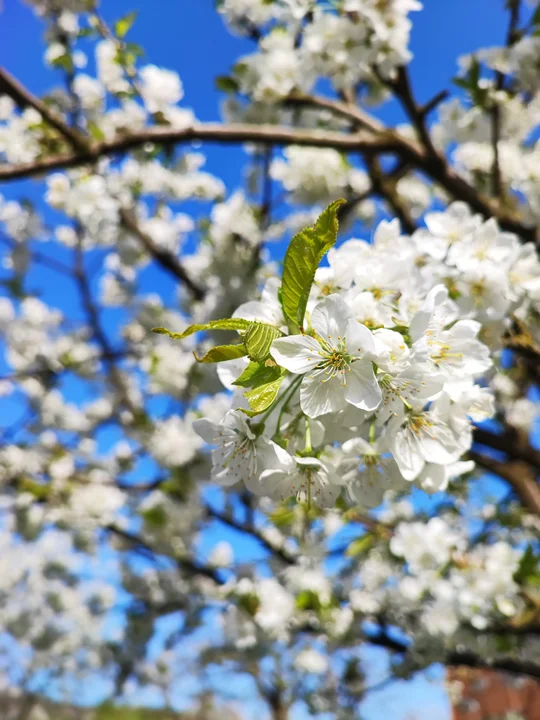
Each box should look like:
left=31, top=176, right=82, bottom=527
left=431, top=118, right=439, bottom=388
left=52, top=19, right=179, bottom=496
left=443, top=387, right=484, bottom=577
left=0, top=0, right=512, bottom=189
left=0, top=1, right=520, bottom=718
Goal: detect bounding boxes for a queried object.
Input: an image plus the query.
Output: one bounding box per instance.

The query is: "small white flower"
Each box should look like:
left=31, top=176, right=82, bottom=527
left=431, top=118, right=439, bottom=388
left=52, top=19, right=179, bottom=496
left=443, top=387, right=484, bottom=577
left=294, top=648, right=329, bottom=674
left=389, top=411, right=461, bottom=481
left=340, top=437, right=404, bottom=508
left=260, top=456, right=342, bottom=507
left=271, top=295, right=381, bottom=418
left=139, top=65, right=184, bottom=114
left=194, top=411, right=293, bottom=493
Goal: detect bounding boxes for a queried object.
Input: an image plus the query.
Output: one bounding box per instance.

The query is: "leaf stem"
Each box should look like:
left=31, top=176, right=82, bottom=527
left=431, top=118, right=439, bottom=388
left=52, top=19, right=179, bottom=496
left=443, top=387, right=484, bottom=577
left=272, top=375, right=303, bottom=438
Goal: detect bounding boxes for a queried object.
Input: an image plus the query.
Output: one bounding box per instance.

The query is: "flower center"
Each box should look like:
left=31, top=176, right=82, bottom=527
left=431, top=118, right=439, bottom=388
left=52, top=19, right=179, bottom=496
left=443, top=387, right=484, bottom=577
left=407, top=414, right=434, bottom=436
left=317, top=337, right=353, bottom=385
left=428, top=339, right=464, bottom=365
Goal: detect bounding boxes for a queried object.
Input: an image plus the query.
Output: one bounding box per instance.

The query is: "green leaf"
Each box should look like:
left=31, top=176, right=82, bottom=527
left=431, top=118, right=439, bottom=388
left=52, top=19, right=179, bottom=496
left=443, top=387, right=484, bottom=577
left=152, top=318, right=251, bottom=340
left=194, top=344, right=248, bottom=363
left=114, top=10, right=137, bottom=38
left=141, top=505, right=167, bottom=529
left=269, top=505, right=296, bottom=526
left=51, top=53, right=74, bottom=72
left=233, top=361, right=283, bottom=389
left=243, top=322, right=283, bottom=362
left=514, top=545, right=540, bottom=585
left=345, top=533, right=374, bottom=557
left=296, top=590, right=321, bottom=611
left=77, top=27, right=95, bottom=38
left=241, top=374, right=285, bottom=415
left=281, top=198, right=346, bottom=331
left=21, top=479, right=50, bottom=501
left=124, top=41, right=145, bottom=58
left=215, top=75, right=239, bottom=93
left=453, top=77, right=471, bottom=90
left=88, top=121, right=106, bottom=141
left=237, top=592, right=260, bottom=617
left=532, top=2, right=540, bottom=26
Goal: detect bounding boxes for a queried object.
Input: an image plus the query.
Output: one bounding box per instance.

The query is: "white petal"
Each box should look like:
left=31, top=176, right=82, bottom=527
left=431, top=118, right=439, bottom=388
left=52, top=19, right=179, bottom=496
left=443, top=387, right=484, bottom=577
left=449, top=319, right=481, bottom=340
left=392, top=429, right=424, bottom=481
left=211, top=445, right=248, bottom=486
left=416, top=463, right=447, bottom=494
left=342, top=436, right=372, bottom=455
left=259, top=468, right=295, bottom=501
left=345, top=361, right=382, bottom=411
left=193, top=417, right=221, bottom=444
left=310, top=420, right=326, bottom=447
left=310, top=294, right=351, bottom=345
left=225, top=410, right=255, bottom=439
left=217, top=357, right=250, bottom=390
left=233, top=300, right=278, bottom=325
left=346, top=319, right=376, bottom=358
left=271, top=335, right=322, bottom=374
left=418, top=424, right=460, bottom=464
left=409, top=284, right=448, bottom=340
left=259, top=438, right=295, bottom=474
left=300, top=370, right=347, bottom=418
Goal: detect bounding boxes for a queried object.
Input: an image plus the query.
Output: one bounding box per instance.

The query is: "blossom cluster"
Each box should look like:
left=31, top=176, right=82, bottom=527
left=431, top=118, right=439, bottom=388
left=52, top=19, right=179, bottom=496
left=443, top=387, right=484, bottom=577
left=221, top=0, right=421, bottom=99
left=0, top=0, right=539, bottom=708
left=190, top=200, right=539, bottom=508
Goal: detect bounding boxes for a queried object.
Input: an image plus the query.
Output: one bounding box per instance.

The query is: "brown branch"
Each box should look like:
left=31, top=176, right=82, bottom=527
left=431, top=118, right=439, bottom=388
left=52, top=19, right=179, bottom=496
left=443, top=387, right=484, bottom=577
left=206, top=505, right=297, bottom=566
left=0, top=65, right=536, bottom=244
left=490, top=101, right=503, bottom=198
left=343, top=509, right=393, bottom=539
left=489, top=0, right=522, bottom=200
left=0, top=66, right=89, bottom=153
left=106, top=524, right=223, bottom=583
left=286, top=91, right=385, bottom=134
left=0, top=122, right=399, bottom=182
left=118, top=208, right=205, bottom=300
left=377, top=66, right=536, bottom=241
left=386, top=66, right=439, bottom=158
left=0, top=70, right=206, bottom=297
left=285, top=90, right=534, bottom=240
left=73, top=232, right=138, bottom=415
left=470, top=450, right=540, bottom=516
left=369, top=625, right=540, bottom=680
left=0, top=231, right=73, bottom=277
left=419, top=89, right=450, bottom=119
left=473, top=427, right=540, bottom=471
left=447, top=652, right=540, bottom=681
left=365, top=155, right=417, bottom=234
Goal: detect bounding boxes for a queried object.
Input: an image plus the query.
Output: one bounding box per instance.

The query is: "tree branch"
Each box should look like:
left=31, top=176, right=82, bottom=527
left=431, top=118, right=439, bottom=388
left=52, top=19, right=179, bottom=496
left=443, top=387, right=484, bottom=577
left=364, top=155, right=417, bottom=233
left=206, top=505, right=297, bottom=566
left=0, top=111, right=534, bottom=241
left=473, top=427, right=540, bottom=471
left=447, top=651, right=540, bottom=681
left=73, top=232, right=138, bottom=416
left=118, top=208, right=205, bottom=300
left=0, top=66, right=89, bottom=153
left=107, top=524, right=223, bottom=584
left=470, top=450, right=540, bottom=516
left=0, top=122, right=398, bottom=181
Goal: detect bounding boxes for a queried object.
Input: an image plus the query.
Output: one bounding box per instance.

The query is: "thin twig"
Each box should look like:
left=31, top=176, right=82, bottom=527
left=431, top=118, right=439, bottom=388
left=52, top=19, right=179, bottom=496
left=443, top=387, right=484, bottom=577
left=0, top=66, right=89, bottom=153
left=119, top=208, right=205, bottom=300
